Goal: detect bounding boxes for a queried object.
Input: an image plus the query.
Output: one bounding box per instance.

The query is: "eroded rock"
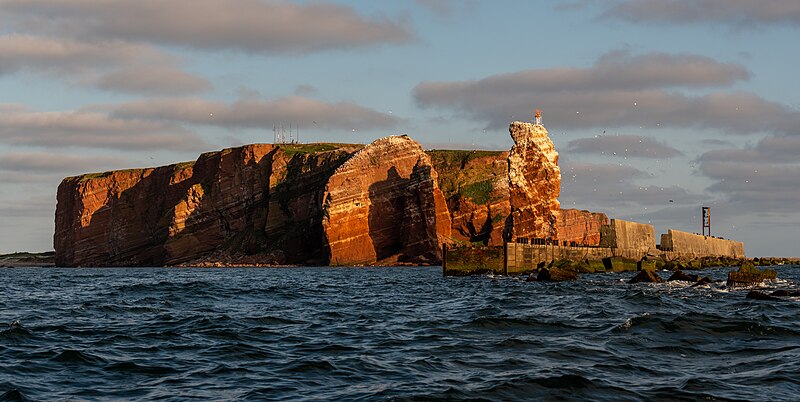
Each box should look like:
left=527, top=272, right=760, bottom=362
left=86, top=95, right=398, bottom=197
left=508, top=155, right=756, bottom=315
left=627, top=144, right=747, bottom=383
left=727, top=262, right=778, bottom=287
left=629, top=270, right=664, bottom=284
left=506, top=121, right=561, bottom=241
left=321, top=136, right=451, bottom=266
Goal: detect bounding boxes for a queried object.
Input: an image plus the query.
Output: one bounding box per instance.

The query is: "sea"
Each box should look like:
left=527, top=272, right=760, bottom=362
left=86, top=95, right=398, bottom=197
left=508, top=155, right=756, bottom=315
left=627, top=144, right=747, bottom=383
left=1, top=265, right=799, bottom=401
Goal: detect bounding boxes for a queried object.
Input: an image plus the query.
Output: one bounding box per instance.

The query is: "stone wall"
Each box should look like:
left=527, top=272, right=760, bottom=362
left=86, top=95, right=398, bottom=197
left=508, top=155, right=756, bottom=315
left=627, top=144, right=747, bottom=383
left=661, top=230, right=745, bottom=259
left=599, top=219, right=656, bottom=252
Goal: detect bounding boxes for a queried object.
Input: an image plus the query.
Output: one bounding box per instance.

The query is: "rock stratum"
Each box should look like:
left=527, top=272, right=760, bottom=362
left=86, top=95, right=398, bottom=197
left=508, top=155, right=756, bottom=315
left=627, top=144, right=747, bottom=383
left=55, top=122, right=593, bottom=267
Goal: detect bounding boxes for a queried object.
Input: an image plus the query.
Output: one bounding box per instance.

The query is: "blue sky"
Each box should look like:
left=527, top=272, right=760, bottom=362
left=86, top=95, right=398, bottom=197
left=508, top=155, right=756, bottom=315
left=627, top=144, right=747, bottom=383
left=1, top=0, right=799, bottom=256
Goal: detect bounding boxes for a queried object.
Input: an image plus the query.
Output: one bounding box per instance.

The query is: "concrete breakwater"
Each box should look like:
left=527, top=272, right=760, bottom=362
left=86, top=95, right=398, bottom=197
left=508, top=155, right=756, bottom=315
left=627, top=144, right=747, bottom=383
left=443, top=219, right=746, bottom=276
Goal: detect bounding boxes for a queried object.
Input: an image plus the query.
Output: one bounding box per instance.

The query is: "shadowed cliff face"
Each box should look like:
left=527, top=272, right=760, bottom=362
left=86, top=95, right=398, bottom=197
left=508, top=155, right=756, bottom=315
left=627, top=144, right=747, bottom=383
left=427, top=150, right=509, bottom=246
left=55, top=144, right=357, bottom=267
left=321, top=136, right=451, bottom=266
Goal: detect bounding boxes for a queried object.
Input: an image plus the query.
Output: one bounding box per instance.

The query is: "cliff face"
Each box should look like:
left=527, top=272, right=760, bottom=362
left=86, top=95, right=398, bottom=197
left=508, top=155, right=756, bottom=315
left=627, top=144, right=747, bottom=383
left=506, top=122, right=561, bottom=241
left=557, top=209, right=608, bottom=246
left=322, top=136, right=451, bottom=265
left=55, top=144, right=360, bottom=267
left=55, top=126, right=597, bottom=267
left=427, top=150, right=510, bottom=246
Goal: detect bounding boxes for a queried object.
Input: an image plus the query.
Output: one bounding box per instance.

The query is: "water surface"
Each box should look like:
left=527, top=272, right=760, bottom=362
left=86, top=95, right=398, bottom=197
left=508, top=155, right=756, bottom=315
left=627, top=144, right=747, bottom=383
left=1, top=266, right=799, bottom=401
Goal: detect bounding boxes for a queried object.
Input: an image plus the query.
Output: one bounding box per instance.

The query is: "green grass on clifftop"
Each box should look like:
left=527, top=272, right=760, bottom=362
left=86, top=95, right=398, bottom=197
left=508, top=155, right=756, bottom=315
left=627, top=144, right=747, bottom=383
left=279, top=143, right=363, bottom=157
left=426, top=149, right=506, bottom=202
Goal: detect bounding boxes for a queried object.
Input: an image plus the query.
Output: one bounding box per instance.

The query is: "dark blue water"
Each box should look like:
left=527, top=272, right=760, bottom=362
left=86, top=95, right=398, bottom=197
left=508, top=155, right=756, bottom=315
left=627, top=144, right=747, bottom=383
left=1, top=266, right=799, bottom=401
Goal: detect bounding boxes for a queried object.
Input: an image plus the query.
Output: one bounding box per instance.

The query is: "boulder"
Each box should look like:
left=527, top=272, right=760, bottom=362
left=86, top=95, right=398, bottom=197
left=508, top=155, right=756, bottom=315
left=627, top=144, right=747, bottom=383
left=629, top=270, right=664, bottom=284
left=727, top=262, right=778, bottom=287
left=746, top=291, right=784, bottom=301
left=771, top=290, right=800, bottom=297
left=668, top=270, right=701, bottom=282
left=537, top=267, right=579, bottom=282
left=691, top=276, right=714, bottom=287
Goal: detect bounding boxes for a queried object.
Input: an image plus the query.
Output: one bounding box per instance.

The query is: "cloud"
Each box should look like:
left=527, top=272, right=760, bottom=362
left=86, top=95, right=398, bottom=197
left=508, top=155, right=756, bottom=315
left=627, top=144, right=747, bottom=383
left=0, top=105, right=208, bottom=151
left=414, top=0, right=476, bottom=17
left=414, top=50, right=800, bottom=133
left=0, top=196, right=55, bottom=218
left=601, top=0, right=800, bottom=28
left=0, top=152, right=130, bottom=174
left=293, top=84, right=318, bottom=97
left=0, top=34, right=210, bottom=95
left=567, top=134, right=682, bottom=158
left=0, top=0, right=414, bottom=54
left=560, top=161, right=704, bottom=208
left=94, top=66, right=212, bottom=96
left=698, top=135, right=800, bottom=214
left=0, top=34, right=168, bottom=75
left=111, top=96, right=400, bottom=131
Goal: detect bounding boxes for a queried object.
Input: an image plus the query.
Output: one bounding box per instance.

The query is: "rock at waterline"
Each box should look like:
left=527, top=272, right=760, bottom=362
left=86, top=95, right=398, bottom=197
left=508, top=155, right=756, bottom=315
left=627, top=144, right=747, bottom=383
left=746, top=291, right=785, bottom=301
left=771, top=290, right=800, bottom=297
left=668, top=270, right=701, bottom=282
left=727, top=262, right=778, bottom=287
left=537, top=267, right=579, bottom=282
left=629, top=270, right=664, bottom=284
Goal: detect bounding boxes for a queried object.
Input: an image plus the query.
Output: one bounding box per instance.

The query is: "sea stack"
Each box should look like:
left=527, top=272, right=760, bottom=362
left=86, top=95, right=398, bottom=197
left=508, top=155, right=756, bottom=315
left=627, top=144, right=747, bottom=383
left=506, top=119, right=561, bottom=241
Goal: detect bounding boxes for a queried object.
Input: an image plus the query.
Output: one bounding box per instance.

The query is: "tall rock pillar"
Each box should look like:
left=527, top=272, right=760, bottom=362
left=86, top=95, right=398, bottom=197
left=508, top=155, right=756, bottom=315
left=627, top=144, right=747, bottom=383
left=506, top=121, right=561, bottom=241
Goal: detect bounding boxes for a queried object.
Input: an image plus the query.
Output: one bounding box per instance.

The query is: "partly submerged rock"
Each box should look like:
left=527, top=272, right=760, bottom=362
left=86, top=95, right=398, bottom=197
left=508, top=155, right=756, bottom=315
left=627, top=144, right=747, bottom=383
left=629, top=270, right=664, bottom=284
left=771, top=290, right=800, bottom=297
left=746, top=291, right=784, bottom=301
left=727, top=262, right=778, bottom=287
left=537, top=267, right=579, bottom=282
left=668, top=270, right=701, bottom=282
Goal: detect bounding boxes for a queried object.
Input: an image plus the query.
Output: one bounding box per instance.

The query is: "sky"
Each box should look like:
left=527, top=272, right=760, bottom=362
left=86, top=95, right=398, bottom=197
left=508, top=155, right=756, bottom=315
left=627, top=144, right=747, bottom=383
left=1, top=0, right=799, bottom=256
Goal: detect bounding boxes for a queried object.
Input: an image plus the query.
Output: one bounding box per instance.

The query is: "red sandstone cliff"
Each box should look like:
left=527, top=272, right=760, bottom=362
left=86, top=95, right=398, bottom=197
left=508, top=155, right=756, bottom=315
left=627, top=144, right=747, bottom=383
left=55, top=127, right=601, bottom=267
left=557, top=209, right=608, bottom=246
left=428, top=150, right=510, bottom=246
left=55, top=144, right=360, bottom=267
left=321, top=136, right=451, bottom=265
left=507, top=121, right=561, bottom=241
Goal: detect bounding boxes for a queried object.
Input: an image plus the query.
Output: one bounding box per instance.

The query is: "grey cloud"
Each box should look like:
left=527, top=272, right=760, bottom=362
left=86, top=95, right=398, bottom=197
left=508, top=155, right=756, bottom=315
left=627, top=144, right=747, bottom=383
left=0, top=35, right=210, bottom=95
left=414, top=51, right=798, bottom=133
left=698, top=136, right=800, bottom=213
left=0, top=106, right=208, bottom=151
left=0, top=196, right=55, bottom=217
left=0, top=152, right=131, bottom=174
left=111, top=96, right=400, bottom=131
left=567, top=135, right=682, bottom=158
left=293, top=85, right=318, bottom=97
left=0, top=0, right=414, bottom=54
left=416, top=50, right=748, bottom=98
left=94, top=66, right=212, bottom=96
left=560, top=161, right=704, bottom=208
left=0, top=35, right=169, bottom=75
left=601, top=0, right=800, bottom=28
left=414, top=0, right=476, bottom=17
left=700, top=135, right=800, bottom=163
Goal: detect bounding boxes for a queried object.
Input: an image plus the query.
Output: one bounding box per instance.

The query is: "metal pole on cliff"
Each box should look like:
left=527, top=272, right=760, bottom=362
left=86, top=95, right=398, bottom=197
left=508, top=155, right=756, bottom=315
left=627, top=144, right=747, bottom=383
left=702, top=207, right=711, bottom=236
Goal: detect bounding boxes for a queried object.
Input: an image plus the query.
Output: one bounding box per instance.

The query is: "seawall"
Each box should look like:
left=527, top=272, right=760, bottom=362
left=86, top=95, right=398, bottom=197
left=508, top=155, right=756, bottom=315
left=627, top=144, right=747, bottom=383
left=444, top=219, right=748, bottom=276
left=661, top=230, right=745, bottom=260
